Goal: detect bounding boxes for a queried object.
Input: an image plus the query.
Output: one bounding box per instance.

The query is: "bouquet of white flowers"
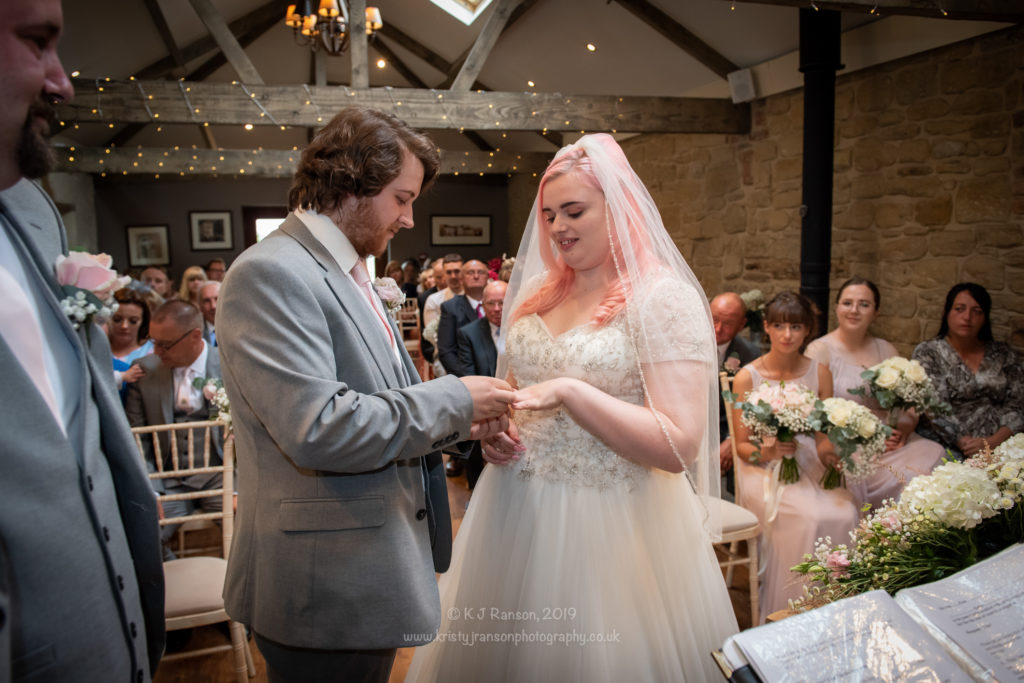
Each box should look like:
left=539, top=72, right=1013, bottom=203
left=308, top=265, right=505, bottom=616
left=193, top=377, right=232, bottom=431
left=850, top=356, right=949, bottom=426
left=793, top=432, right=1023, bottom=605
left=814, top=397, right=892, bottom=489
left=730, top=381, right=820, bottom=484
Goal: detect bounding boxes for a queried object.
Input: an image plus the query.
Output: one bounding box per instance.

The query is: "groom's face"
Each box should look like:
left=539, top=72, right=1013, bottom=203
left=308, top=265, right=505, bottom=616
left=340, top=149, right=424, bottom=258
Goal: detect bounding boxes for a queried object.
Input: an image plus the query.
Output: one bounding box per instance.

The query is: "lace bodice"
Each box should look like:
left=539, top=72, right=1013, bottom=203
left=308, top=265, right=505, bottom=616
left=506, top=313, right=648, bottom=489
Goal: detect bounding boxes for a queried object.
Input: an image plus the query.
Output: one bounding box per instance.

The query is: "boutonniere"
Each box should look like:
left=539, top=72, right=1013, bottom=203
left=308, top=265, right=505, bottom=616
left=372, top=277, right=405, bottom=318
left=55, top=251, right=130, bottom=338
left=192, top=376, right=232, bottom=430
left=722, top=351, right=742, bottom=376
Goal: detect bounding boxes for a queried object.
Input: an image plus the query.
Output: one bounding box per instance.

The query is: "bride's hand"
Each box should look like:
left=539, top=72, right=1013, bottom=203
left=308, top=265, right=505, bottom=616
left=469, top=413, right=509, bottom=441
left=511, top=378, right=573, bottom=412
left=481, top=422, right=525, bottom=466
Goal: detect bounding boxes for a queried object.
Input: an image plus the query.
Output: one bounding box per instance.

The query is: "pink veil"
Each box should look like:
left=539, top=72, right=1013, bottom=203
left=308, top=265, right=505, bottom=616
left=497, top=133, right=723, bottom=540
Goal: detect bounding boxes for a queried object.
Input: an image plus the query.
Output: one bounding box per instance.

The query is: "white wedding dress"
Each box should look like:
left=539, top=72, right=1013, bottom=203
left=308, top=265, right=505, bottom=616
left=406, top=312, right=738, bottom=682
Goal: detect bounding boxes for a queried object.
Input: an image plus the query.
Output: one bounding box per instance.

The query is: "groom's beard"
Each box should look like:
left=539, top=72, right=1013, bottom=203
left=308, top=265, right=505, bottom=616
left=16, top=96, right=59, bottom=179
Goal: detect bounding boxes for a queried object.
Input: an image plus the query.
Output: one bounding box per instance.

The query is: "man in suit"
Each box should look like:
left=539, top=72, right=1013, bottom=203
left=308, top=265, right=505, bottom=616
left=0, top=1, right=165, bottom=679
left=198, top=280, right=219, bottom=346
left=437, top=259, right=489, bottom=377
left=125, top=300, right=223, bottom=548
left=455, top=279, right=507, bottom=489
left=218, top=106, right=513, bottom=683
left=712, top=292, right=760, bottom=495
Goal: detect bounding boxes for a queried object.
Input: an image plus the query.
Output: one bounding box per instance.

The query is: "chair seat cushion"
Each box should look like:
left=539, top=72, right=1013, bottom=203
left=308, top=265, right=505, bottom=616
left=719, top=500, right=759, bottom=533
left=164, top=556, right=227, bottom=618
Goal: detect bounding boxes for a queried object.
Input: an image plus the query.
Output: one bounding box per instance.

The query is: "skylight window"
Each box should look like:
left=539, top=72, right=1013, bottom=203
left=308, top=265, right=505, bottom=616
left=430, top=0, right=494, bottom=25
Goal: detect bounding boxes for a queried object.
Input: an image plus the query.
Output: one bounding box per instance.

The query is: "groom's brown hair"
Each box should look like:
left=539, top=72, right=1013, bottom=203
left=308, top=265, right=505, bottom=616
left=288, top=106, right=440, bottom=213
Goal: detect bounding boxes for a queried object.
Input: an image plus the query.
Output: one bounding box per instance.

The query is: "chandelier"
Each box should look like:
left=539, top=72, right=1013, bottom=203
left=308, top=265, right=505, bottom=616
left=285, top=1, right=383, bottom=56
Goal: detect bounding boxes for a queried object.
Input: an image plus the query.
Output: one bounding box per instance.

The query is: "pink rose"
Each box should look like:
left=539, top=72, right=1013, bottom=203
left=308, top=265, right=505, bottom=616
left=724, top=356, right=741, bottom=373
left=825, top=551, right=851, bottom=578
left=55, top=252, right=129, bottom=302
left=877, top=511, right=902, bottom=533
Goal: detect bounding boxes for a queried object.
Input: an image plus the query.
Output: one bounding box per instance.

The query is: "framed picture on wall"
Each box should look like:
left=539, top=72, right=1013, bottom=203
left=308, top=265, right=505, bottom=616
left=189, top=211, right=233, bottom=250
left=126, top=225, right=170, bottom=267
left=430, top=215, right=491, bottom=246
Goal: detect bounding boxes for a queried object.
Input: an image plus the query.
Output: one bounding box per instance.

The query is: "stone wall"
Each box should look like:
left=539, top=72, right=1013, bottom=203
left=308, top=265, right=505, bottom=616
left=622, top=23, right=1024, bottom=356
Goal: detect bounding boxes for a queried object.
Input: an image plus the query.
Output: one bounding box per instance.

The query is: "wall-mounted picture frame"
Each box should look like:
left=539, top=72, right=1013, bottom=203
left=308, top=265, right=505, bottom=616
left=430, top=215, right=491, bottom=246
left=126, top=225, right=170, bottom=266
left=189, top=210, right=233, bottom=250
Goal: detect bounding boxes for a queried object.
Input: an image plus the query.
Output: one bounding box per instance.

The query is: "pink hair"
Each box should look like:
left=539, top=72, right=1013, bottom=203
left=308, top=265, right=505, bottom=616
left=512, top=135, right=656, bottom=327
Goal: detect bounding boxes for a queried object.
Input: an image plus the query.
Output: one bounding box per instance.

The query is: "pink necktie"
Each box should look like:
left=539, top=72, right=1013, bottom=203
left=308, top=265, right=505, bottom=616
left=351, top=260, right=394, bottom=347
left=476, top=303, right=483, bottom=318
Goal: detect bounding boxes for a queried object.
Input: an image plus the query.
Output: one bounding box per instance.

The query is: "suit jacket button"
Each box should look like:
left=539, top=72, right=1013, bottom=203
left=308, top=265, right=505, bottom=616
left=117, top=575, right=125, bottom=590
left=103, top=526, right=110, bottom=542
left=416, top=509, right=427, bottom=520
left=130, top=622, right=137, bottom=638
left=452, top=431, right=459, bottom=441
left=137, top=670, right=144, bottom=683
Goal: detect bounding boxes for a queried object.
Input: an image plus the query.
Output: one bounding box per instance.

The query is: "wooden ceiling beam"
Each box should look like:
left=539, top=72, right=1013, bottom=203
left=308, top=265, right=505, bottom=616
left=188, top=0, right=264, bottom=84
left=725, top=0, right=1023, bottom=22
left=450, top=0, right=524, bottom=91
left=613, top=0, right=738, bottom=80
left=55, top=146, right=552, bottom=177
left=142, top=0, right=187, bottom=78
left=134, top=1, right=280, bottom=80
left=58, top=80, right=750, bottom=134
left=377, top=23, right=454, bottom=76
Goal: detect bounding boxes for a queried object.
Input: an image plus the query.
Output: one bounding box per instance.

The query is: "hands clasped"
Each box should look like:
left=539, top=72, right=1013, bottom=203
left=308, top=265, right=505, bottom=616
left=461, top=377, right=572, bottom=466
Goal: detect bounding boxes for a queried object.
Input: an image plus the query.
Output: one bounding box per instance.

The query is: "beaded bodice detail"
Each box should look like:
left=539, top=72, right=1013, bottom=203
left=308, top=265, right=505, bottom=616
left=506, top=313, right=648, bottom=489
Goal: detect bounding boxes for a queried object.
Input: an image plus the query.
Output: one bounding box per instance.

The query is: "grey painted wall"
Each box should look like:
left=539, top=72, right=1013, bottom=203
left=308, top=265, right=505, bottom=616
left=93, top=173, right=513, bottom=281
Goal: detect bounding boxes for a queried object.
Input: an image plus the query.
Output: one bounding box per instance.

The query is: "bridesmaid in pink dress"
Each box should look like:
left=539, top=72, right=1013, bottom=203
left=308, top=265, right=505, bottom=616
left=806, top=278, right=943, bottom=510
left=732, top=292, right=859, bottom=623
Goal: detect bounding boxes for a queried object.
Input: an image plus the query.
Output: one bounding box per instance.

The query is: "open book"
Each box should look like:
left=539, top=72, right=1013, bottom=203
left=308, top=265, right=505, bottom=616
left=717, top=544, right=1024, bottom=682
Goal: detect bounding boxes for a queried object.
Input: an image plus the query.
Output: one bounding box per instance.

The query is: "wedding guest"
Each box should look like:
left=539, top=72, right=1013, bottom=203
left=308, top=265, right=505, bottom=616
left=125, top=300, right=224, bottom=552
left=455, top=279, right=507, bottom=489
left=711, top=291, right=760, bottom=491
left=401, top=258, right=421, bottom=299
left=912, top=282, right=1024, bottom=458
left=108, top=287, right=154, bottom=394
left=806, top=278, right=943, bottom=508
left=418, top=267, right=434, bottom=295
left=0, top=0, right=164, bottom=677
left=423, top=253, right=463, bottom=329
left=177, top=265, right=207, bottom=306
left=205, top=257, right=227, bottom=282
left=437, top=259, right=489, bottom=377
left=384, top=259, right=403, bottom=283
left=198, top=280, right=220, bottom=346
left=141, top=265, right=174, bottom=301
left=732, top=291, right=859, bottom=623
left=217, top=106, right=513, bottom=682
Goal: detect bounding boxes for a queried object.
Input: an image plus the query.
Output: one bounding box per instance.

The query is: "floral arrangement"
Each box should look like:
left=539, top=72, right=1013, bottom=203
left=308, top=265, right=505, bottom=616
left=55, top=252, right=130, bottom=334
left=372, top=277, right=405, bottom=318
left=740, top=288, right=766, bottom=336
left=722, top=351, right=743, bottom=376
left=815, top=397, right=891, bottom=489
left=423, top=317, right=439, bottom=347
left=193, top=377, right=232, bottom=431
left=793, top=433, right=1024, bottom=605
left=849, top=356, right=950, bottom=426
left=730, top=381, right=820, bottom=483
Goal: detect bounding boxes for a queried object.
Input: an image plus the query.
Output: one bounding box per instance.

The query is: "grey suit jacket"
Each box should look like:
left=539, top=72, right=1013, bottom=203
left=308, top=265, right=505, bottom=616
left=0, top=180, right=164, bottom=681
left=125, top=346, right=223, bottom=483
left=720, top=334, right=761, bottom=440
left=219, top=214, right=472, bottom=650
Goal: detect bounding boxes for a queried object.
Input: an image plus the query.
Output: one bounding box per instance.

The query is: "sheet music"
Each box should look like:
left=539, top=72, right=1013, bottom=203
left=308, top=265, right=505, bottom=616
left=895, top=544, right=1024, bottom=682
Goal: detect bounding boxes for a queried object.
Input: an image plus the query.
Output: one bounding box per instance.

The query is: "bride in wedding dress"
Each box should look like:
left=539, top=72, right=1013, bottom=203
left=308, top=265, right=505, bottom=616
left=406, top=134, right=738, bottom=682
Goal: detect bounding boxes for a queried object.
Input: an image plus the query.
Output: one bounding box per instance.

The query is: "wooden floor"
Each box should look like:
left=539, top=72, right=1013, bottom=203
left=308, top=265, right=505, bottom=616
left=154, top=458, right=753, bottom=682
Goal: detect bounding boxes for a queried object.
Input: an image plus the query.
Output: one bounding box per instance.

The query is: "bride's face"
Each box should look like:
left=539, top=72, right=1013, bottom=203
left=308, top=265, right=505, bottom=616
left=541, top=173, right=609, bottom=273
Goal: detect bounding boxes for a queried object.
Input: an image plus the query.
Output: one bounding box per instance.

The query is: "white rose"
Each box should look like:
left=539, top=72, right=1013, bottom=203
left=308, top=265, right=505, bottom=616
left=875, top=366, right=900, bottom=389
left=905, top=360, right=927, bottom=383
left=888, top=357, right=911, bottom=373
left=825, top=398, right=853, bottom=427
left=857, top=418, right=877, bottom=439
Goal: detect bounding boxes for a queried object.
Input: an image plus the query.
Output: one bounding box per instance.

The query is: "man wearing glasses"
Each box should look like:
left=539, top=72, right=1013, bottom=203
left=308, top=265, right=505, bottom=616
left=125, top=299, right=224, bottom=553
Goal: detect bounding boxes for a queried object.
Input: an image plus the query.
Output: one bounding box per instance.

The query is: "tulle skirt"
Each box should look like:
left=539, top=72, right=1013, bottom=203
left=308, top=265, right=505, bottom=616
left=405, top=463, right=739, bottom=682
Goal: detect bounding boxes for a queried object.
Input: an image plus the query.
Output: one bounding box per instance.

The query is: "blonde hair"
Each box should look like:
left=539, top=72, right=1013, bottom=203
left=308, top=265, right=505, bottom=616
left=178, top=265, right=208, bottom=304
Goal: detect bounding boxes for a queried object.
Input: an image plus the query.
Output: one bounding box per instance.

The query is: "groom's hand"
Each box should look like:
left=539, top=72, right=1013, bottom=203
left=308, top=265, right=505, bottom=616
left=459, top=376, right=515, bottom=422
left=469, top=414, right=509, bottom=441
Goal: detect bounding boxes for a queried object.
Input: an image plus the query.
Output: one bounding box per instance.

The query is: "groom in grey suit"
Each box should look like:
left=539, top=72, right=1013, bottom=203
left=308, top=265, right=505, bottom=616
left=219, top=106, right=513, bottom=682
left=0, top=1, right=164, bottom=679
